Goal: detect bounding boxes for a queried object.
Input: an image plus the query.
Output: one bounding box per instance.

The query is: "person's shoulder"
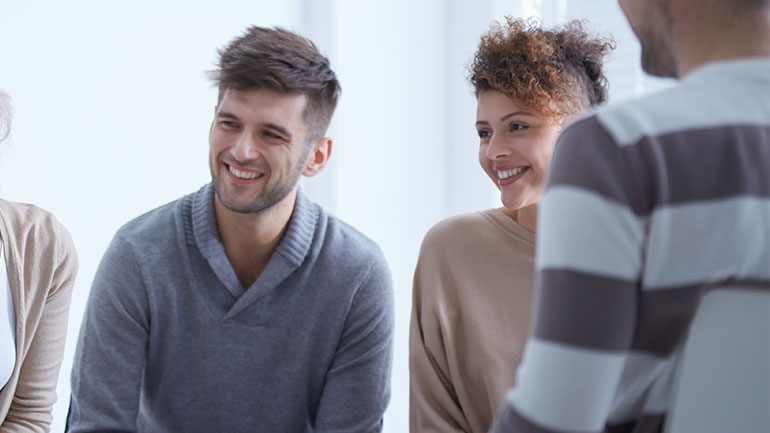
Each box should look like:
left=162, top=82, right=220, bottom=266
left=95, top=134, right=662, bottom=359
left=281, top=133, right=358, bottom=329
left=587, top=66, right=766, bottom=148
left=0, top=199, right=78, bottom=270
left=323, top=213, right=385, bottom=263
left=420, top=211, right=489, bottom=254
left=113, top=193, right=188, bottom=245
left=426, top=211, right=488, bottom=239
left=597, top=87, right=683, bottom=144
left=318, top=214, right=393, bottom=293
left=552, top=85, right=687, bottom=155
left=0, top=198, right=58, bottom=227
left=0, top=199, right=73, bottom=245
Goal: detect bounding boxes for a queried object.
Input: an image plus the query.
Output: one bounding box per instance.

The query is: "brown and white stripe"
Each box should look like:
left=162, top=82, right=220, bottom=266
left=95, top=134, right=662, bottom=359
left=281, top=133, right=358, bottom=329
left=492, top=58, right=770, bottom=433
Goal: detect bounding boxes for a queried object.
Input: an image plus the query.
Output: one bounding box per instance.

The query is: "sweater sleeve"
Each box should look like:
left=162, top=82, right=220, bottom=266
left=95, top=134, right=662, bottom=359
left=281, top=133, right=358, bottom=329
left=313, top=255, right=394, bottom=433
left=1, top=217, right=78, bottom=433
left=409, top=241, right=471, bottom=433
left=67, top=234, right=150, bottom=433
left=489, top=118, right=646, bottom=433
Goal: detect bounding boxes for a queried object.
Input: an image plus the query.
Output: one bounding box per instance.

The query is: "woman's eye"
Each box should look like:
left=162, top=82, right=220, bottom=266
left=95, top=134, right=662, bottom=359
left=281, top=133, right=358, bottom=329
left=510, top=123, right=527, bottom=132
left=477, top=129, right=492, bottom=139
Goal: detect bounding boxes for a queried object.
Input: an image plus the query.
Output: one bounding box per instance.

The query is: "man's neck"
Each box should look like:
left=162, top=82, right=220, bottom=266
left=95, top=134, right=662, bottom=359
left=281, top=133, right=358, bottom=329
left=676, top=5, right=770, bottom=76
left=214, top=188, right=298, bottom=289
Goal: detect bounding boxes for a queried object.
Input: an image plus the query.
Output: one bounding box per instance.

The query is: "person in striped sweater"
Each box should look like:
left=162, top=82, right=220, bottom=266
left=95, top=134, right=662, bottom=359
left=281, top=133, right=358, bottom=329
left=489, top=0, right=770, bottom=432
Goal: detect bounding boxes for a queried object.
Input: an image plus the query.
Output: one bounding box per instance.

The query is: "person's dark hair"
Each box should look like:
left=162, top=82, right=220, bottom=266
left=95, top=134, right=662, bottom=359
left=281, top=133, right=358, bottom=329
left=0, top=90, right=11, bottom=142
left=470, top=17, right=615, bottom=122
left=208, top=26, right=341, bottom=143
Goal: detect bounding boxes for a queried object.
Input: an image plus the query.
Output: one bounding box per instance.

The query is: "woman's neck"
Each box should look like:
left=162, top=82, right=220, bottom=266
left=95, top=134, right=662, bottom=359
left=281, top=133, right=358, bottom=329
left=502, top=204, right=538, bottom=233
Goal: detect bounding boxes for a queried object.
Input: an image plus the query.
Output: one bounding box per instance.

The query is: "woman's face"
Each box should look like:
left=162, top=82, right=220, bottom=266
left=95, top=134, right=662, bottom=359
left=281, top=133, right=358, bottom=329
left=476, top=90, right=561, bottom=211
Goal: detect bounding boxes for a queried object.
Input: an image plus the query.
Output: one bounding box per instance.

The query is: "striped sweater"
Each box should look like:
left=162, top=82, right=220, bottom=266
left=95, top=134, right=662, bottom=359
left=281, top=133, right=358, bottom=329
left=490, top=58, right=770, bottom=433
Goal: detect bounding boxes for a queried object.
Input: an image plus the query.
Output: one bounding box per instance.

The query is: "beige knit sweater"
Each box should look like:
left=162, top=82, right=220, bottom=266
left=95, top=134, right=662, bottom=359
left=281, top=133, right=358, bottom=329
left=0, top=199, right=78, bottom=432
left=410, top=209, right=535, bottom=433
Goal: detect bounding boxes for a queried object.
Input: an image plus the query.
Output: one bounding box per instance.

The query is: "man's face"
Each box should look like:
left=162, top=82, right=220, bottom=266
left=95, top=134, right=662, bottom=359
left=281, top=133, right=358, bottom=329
left=619, top=0, right=679, bottom=77
left=209, top=88, right=312, bottom=214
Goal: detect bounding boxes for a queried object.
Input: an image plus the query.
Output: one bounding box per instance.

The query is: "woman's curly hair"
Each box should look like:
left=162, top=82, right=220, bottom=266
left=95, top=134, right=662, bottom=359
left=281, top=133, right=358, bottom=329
left=470, top=17, right=615, bottom=122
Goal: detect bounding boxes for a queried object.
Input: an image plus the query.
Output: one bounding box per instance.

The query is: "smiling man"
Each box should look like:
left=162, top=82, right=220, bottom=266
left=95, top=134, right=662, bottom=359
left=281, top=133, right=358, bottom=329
left=67, top=26, right=393, bottom=433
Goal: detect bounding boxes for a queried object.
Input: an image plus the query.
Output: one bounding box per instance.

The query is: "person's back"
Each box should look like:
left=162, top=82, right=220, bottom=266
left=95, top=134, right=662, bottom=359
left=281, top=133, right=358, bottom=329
left=534, top=56, right=768, bottom=428
left=666, top=287, right=769, bottom=432
left=489, top=0, right=769, bottom=431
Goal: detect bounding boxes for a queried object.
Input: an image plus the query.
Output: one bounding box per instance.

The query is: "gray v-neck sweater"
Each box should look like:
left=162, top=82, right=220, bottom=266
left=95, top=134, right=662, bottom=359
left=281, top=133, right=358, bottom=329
left=68, top=184, right=394, bottom=433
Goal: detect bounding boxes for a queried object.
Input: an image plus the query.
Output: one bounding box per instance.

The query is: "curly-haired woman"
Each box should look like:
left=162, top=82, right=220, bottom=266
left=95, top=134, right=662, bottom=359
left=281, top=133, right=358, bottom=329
left=0, top=90, right=78, bottom=431
left=409, top=18, right=614, bottom=433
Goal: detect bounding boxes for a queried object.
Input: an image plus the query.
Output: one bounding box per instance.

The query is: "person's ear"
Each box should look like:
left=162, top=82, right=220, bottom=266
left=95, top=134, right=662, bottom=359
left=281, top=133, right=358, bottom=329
left=303, top=137, right=332, bottom=177
left=209, top=105, right=219, bottom=134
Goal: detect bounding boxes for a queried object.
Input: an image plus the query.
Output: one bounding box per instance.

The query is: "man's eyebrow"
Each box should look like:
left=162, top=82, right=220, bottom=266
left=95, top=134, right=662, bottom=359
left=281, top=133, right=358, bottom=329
left=216, top=111, right=239, bottom=120
left=263, top=123, right=292, bottom=140
left=215, top=112, right=293, bottom=140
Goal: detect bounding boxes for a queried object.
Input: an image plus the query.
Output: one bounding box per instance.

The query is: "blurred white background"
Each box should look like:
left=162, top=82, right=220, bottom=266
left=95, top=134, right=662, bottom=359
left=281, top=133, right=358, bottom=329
left=0, top=1, right=671, bottom=431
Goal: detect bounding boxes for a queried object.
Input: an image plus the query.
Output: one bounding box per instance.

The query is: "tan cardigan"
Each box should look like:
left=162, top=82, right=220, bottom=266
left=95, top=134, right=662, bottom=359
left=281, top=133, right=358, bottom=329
left=0, top=199, right=78, bottom=432
left=410, top=209, right=535, bottom=433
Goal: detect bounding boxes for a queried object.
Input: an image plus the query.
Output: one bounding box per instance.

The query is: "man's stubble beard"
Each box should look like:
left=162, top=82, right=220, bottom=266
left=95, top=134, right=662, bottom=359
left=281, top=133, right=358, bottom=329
left=640, top=33, right=679, bottom=78
left=639, top=0, right=679, bottom=78
left=211, top=152, right=308, bottom=215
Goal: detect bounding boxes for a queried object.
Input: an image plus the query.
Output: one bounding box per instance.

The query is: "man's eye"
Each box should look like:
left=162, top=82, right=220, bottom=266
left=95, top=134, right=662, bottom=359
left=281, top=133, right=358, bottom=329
left=263, top=131, right=281, bottom=139
left=221, top=121, right=238, bottom=128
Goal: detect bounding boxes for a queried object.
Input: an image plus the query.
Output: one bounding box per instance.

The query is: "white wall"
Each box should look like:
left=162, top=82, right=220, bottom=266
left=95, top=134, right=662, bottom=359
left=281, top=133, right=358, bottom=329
left=0, top=1, right=671, bottom=432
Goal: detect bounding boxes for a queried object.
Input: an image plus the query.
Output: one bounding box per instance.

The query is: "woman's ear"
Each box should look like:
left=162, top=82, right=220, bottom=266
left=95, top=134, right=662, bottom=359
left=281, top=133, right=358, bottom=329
left=303, top=137, right=332, bottom=177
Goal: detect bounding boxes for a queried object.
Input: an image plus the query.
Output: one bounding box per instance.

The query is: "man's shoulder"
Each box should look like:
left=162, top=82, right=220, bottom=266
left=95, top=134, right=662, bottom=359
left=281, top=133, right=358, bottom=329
left=559, top=82, right=708, bottom=153
left=590, top=85, right=690, bottom=147
left=588, top=62, right=769, bottom=148
left=321, top=214, right=385, bottom=265
left=113, top=192, right=194, bottom=247
left=314, top=212, right=393, bottom=309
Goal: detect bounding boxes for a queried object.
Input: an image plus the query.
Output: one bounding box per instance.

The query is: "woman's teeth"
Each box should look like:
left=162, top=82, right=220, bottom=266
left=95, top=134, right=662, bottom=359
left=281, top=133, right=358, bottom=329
left=498, top=167, right=525, bottom=179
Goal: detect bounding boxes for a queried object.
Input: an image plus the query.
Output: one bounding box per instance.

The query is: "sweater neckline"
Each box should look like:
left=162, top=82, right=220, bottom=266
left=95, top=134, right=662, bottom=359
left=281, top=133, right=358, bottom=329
left=482, top=208, right=536, bottom=245
left=190, top=184, right=319, bottom=310
left=684, top=57, right=770, bottom=82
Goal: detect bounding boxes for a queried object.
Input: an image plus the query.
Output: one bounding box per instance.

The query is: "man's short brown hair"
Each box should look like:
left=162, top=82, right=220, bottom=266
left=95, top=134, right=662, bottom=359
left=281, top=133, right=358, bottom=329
left=208, top=26, right=341, bottom=144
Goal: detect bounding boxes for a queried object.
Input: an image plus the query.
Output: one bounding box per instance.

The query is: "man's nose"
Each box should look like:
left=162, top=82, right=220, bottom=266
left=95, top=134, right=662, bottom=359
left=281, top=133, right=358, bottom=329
left=231, top=132, right=260, bottom=162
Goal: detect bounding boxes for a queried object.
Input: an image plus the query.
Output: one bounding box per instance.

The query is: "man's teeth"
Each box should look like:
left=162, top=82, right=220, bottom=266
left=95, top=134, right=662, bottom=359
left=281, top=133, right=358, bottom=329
left=228, top=165, right=258, bottom=180
left=498, top=167, right=525, bottom=179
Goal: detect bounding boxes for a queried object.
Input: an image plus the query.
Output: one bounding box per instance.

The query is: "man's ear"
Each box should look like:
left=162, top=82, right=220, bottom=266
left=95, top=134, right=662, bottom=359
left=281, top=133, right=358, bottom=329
left=209, top=105, right=219, bottom=134
left=303, top=137, right=332, bottom=177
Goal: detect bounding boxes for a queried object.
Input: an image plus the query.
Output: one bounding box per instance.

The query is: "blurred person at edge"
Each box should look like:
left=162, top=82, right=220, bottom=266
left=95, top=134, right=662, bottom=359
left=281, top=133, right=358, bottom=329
left=409, top=17, right=614, bottom=433
left=0, top=90, right=79, bottom=431
left=489, top=0, right=770, bottom=432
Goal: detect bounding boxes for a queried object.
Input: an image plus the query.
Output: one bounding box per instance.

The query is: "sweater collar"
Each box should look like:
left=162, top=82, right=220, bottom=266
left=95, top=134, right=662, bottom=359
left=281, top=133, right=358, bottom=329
left=190, top=183, right=319, bottom=296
